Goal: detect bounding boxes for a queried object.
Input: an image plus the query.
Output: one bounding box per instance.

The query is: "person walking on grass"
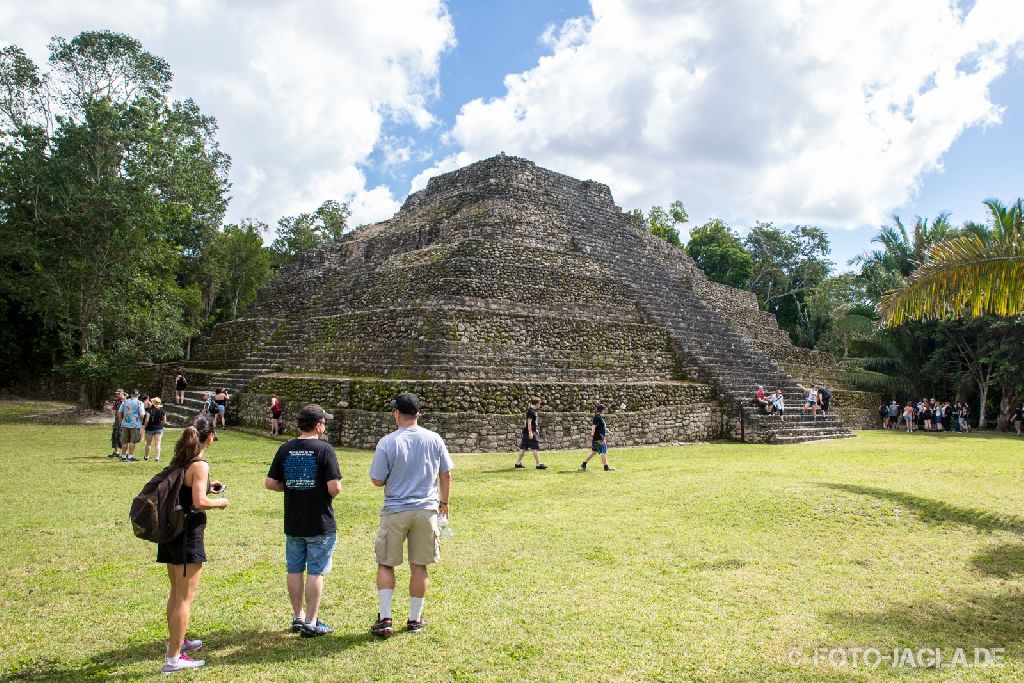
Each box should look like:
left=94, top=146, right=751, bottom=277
left=109, top=389, right=125, bottom=458
left=159, top=414, right=228, bottom=674
left=144, top=397, right=166, bottom=462
left=119, top=389, right=146, bottom=462
left=369, top=392, right=453, bottom=637
left=265, top=405, right=342, bottom=638
left=581, top=404, right=614, bottom=471
left=514, top=397, right=547, bottom=470
left=1013, top=404, right=1023, bottom=436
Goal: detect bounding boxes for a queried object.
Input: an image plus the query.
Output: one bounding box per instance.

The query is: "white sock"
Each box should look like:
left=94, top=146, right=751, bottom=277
left=165, top=655, right=179, bottom=663
left=378, top=589, right=394, bottom=619
left=409, top=596, right=425, bottom=622
left=294, top=611, right=305, bottom=621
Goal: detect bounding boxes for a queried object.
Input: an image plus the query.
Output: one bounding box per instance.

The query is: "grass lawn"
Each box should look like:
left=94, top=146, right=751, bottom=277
left=1, top=403, right=1023, bottom=681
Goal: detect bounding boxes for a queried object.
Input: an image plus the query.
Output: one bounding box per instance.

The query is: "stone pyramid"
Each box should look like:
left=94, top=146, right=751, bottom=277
left=164, top=155, right=879, bottom=449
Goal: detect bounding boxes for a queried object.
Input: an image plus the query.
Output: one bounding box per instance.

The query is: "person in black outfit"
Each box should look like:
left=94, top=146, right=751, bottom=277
left=157, top=414, right=228, bottom=674
left=514, top=397, right=547, bottom=470
left=175, top=373, right=187, bottom=405
left=581, top=404, right=614, bottom=471
left=143, top=397, right=167, bottom=462
left=1014, top=404, right=1024, bottom=436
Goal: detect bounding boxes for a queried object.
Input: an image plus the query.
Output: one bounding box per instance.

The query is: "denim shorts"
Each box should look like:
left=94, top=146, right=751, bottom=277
left=285, top=532, right=336, bottom=575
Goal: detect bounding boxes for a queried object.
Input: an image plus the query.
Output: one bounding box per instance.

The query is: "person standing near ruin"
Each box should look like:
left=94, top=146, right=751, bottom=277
left=143, top=397, right=166, bottom=461
left=213, top=388, right=229, bottom=428
left=109, top=389, right=125, bottom=458
left=799, top=384, right=819, bottom=420
left=175, top=372, right=187, bottom=405
left=369, top=392, right=453, bottom=637
left=265, top=405, right=342, bottom=638
left=817, top=384, right=831, bottom=415
left=514, top=397, right=547, bottom=470
left=581, top=404, right=614, bottom=471
left=119, top=389, right=146, bottom=461
left=269, top=394, right=284, bottom=436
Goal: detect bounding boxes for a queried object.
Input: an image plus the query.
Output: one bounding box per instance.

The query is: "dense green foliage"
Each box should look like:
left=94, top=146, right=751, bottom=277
left=0, top=32, right=349, bottom=405
left=3, top=413, right=1024, bottom=680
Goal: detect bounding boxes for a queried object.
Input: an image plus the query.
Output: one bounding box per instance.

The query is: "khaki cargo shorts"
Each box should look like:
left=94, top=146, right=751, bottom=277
left=120, top=426, right=142, bottom=444
left=375, top=509, right=440, bottom=567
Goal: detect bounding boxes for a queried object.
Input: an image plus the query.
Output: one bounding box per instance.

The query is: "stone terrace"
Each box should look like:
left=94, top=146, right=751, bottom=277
left=165, top=155, right=877, bottom=448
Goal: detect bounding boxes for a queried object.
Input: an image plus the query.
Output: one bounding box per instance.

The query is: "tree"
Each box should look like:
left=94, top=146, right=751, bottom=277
left=879, top=200, right=1024, bottom=326
left=632, top=200, right=688, bottom=247
left=685, top=218, right=752, bottom=288
left=744, top=223, right=832, bottom=346
left=0, top=32, right=229, bottom=406
left=271, top=199, right=351, bottom=268
left=210, top=221, right=272, bottom=321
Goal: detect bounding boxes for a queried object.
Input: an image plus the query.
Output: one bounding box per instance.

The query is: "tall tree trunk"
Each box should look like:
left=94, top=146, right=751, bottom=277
left=978, top=383, right=988, bottom=429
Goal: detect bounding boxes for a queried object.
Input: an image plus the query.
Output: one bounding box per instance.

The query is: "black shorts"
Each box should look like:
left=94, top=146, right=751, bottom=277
left=157, top=513, right=207, bottom=565
left=520, top=429, right=540, bottom=451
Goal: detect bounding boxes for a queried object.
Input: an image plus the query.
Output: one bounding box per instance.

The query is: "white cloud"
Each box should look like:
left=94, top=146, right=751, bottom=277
left=438, top=0, right=1024, bottom=230
left=0, top=0, right=455, bottom=230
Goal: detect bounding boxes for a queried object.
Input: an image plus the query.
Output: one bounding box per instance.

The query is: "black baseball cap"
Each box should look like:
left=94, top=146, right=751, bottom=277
left=391, top=392, right=421, bottom=416
left=297, top=404, right=334, bottom=431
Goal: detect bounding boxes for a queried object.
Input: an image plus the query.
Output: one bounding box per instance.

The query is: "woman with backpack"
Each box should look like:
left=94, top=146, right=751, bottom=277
left=159, top=414, right=228, bottom=674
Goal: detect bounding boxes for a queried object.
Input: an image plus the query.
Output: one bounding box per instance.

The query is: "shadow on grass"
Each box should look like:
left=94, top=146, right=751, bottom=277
left=824, top=589, right=1024, bottom=657
left=972, top=542, right=1024, bottom=578
left=5, top=628, right=376, bottom=681
left=821, top=483, right=1024, bottom=535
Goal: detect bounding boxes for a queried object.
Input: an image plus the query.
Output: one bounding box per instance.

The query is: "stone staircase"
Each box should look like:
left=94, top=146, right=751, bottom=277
left=163, top=324, right=307, bottom=427
left=569, top=214, right=852, bottom=444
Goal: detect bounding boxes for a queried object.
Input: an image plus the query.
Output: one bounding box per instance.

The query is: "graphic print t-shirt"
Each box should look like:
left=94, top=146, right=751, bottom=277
left=592, top=414, right=607, bottom=440
left=267, top=438, right=342, bottom=537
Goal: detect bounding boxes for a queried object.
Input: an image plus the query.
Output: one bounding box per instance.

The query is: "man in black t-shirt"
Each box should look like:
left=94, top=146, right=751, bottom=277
left=265, top=404, right=342, bottom=638
left=513, top=397, right=547, bottom=470
left=1014, top=405, right=1024, bottom=436
left=581, top=404, right=614, bottom=471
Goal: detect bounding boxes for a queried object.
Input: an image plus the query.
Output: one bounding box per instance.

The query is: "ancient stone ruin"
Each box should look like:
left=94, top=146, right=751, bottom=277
left=164, top=154, right=879, bottom=449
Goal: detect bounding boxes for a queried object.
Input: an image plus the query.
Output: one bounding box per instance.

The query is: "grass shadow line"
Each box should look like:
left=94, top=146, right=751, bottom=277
left=820, top=483, right=1024, bottom=535
left=4, top=628, right=376, bottom=681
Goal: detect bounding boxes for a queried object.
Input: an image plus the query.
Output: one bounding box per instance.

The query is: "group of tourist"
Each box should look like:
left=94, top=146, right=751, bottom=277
left=753, top=383, right=832, bottom=420
left=513, top=397, right=615, bottom=471
left=156, top=392, right=453, bottom=674
left=879, top=399, right=973, bottom=433
left=109, top=388, right=167, bottom=461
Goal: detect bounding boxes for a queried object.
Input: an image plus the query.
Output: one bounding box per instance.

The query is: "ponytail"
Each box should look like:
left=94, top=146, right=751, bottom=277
left=172, top=414, right=217, bottom=469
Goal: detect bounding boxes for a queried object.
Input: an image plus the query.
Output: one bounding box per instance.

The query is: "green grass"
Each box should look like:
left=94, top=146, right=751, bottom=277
left=2, top=406, right=1024, bottom=681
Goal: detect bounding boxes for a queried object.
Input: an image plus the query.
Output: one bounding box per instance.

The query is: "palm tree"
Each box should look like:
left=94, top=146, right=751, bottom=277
left=879, top=199, right=1024, bottom=326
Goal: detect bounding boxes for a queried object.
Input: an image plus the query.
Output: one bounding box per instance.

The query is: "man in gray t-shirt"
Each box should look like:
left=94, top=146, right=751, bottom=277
left=369, top=392, right=453, bottom=637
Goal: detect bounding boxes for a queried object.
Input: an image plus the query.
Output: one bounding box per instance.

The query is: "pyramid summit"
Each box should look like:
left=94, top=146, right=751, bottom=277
left=165, top=155, right=878, bottom=448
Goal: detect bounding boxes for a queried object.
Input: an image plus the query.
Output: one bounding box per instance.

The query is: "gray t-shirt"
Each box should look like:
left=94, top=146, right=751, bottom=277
left=370, top=425, right=453, bottom=515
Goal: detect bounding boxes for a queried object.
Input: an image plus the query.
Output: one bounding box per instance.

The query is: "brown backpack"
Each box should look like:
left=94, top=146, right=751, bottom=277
left=129, top=465, right=188, bottom=543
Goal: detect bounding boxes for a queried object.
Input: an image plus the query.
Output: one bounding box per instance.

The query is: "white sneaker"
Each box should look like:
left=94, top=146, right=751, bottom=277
left=162, top=653, right=205, bottom=673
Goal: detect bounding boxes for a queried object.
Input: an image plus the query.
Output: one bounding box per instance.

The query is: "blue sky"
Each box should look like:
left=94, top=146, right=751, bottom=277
left=4, top=0, right=1023, bottom=271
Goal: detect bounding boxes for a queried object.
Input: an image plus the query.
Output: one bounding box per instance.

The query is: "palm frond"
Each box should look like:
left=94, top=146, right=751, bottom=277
left=844, top=368, right=901, bottom=391
left=879, top=226, right=1024, bottom=326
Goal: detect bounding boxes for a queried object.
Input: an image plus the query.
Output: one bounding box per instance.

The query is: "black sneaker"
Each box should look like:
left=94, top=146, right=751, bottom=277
left=370, top=615, right=393, bottom=638
left=407, top=619, right=426, bottom=633
left=300, top=619, right=334, bottom=638
left=604, top=465, right=615, bottom=471
left=513, top=463, right=525, bottom=469
left=291, top=617, right=304, bottom=633
left=580, top=462, right=587, bottom=470
left=536, top=464, right=548, bottom=470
